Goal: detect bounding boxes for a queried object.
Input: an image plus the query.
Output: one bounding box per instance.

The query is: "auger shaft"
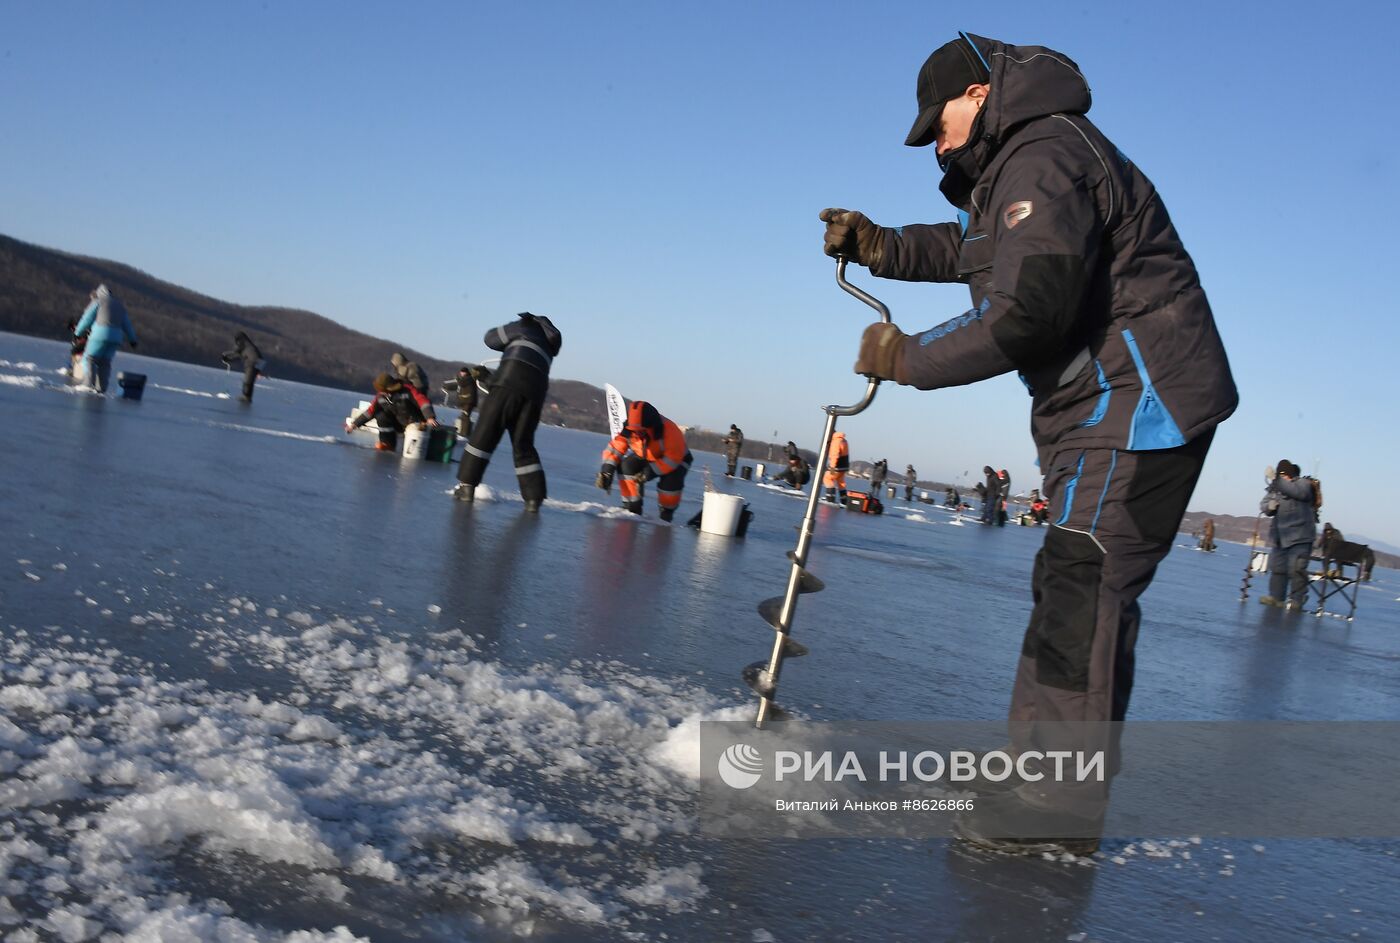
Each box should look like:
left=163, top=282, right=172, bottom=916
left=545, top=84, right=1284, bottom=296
left=748, top=259, right=889, bottom=727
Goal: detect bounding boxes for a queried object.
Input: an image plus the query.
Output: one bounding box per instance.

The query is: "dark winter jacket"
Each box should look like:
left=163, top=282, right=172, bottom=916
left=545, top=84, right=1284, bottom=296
left=871, top=459, right=888, bottom=488
left=1264, top=476, right=1317, bottom=550
left=486, top=313, right=563, bottom=397
left=983, top=467, right=1001, bottom=502
left=443, top=365, right=491, bottom=411
left=874, top=35, right=1237, bottom=466
left=351, top=385, right=436, bottom=430
left=723, top=427, right=744, bottom=460
left=222, top=332, right=262, bottom=369
left=390, top=354, right=429, bottom=395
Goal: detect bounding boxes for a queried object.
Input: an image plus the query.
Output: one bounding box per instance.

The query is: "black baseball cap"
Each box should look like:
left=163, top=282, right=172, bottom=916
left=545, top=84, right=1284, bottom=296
left=905, top=33, right=992, bottom=148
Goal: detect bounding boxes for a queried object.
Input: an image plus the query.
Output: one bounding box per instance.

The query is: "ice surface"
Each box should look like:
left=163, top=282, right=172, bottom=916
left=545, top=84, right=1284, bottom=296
left=2, top=331, right=1398, bottom=941
left=154, top=383, right=233, bottom=400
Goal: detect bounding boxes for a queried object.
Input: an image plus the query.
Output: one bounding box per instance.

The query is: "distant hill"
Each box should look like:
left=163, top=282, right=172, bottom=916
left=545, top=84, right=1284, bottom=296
left=1180, top=510, right=1397, bottom=571
left=0, top=232, right=785, bottom=450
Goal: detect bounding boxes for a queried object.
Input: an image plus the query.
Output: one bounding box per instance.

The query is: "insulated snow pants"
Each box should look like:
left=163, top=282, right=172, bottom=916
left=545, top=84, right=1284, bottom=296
left=83, top=354, right=114, bottom=393
left=373, top=413, right=406, bottom=449
left=823, top=469, right=847, bottom=503
left=1268, top=542, right=1312, bottom=606
left=241, top=363, right=261, bottom=401
left=1008, top=431, right=1212, bottom=820
left=617, top=451, right=691, bottom=516
left=456, top=385, right=547, bottom=503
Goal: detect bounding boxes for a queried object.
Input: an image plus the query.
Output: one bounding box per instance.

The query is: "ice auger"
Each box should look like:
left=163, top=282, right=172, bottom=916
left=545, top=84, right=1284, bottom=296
left=744, top=258, right=890, bottom=727
left=1239, top=465, right=1276, bottom=602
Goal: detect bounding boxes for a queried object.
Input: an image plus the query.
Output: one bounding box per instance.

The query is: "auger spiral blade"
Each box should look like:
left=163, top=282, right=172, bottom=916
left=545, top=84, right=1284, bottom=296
left=743, top=661, right=775, bottom=697
left=757, top=597, right=785, bottom=630
left=785, top=551, right=827, bottom=593
left=748, top=257, right=891, bottom=729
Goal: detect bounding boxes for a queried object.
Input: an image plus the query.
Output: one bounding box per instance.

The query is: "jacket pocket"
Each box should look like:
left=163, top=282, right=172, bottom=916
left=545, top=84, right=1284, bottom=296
left=956, top=228, right=995, bottom=278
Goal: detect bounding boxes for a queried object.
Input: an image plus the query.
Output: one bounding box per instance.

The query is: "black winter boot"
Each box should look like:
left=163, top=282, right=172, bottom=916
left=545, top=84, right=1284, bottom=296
left=953, top=792, right=1102, bottom=856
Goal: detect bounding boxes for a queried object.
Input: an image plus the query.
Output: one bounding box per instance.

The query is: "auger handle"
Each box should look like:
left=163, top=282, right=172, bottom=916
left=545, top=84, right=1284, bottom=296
left=751, top=259, right=895, bottom=728
left=829, top=258, right=891, bottom=417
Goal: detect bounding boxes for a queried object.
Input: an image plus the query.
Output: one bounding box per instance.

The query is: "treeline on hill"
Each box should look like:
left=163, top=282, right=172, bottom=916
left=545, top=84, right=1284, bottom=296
left=0, top=233, right=801, bottom=456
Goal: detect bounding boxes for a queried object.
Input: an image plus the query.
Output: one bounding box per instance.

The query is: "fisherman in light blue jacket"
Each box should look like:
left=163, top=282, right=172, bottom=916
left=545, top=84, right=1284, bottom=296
left=73, top=284, right=138, bottom=392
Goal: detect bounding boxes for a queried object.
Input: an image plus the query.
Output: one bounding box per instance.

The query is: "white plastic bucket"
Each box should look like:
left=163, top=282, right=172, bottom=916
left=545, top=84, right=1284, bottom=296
left=700, top=492, right=745, bottom=536
left=755, top=462, right=767, bottom=478
left=402, top=424, right=429, bottom=460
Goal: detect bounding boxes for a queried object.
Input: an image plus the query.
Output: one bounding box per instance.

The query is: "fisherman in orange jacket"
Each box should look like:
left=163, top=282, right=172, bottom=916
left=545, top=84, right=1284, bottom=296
left=823, top=431, right=850, bottom=504
left=596, top=401, right=694, bottom=521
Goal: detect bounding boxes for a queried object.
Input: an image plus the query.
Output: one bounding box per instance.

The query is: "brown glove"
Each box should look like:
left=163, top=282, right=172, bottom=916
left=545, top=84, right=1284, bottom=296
left=819, top=208, right=885, bottom=269
left=854, top=323, right=907, bottom=381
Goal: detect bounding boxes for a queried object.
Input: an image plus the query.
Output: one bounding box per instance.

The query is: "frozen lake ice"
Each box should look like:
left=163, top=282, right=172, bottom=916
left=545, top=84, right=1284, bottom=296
left=2, top=331, right=1398, bottom=941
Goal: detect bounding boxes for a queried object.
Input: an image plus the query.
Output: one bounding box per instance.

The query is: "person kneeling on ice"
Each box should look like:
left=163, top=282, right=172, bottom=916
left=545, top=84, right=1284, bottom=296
left=1030, top=492, right=1050, bottom=524
left=345, top=372, right=439, bottom=450
left=72, top=284, right=138, bottom=392
left=773, top=454, right=811, bottom=490
left=596, top=401, right=693, bottom=521
left=64, top=317, right=88, bottom=376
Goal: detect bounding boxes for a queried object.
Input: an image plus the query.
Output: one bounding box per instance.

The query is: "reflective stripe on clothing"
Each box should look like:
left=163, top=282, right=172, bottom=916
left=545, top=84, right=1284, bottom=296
left=507, top=338, right=553, bottom=366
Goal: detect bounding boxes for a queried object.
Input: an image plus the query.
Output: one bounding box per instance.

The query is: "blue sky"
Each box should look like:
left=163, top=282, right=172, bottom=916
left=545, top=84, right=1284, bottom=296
left=4, top=1, right=1398, bottom=543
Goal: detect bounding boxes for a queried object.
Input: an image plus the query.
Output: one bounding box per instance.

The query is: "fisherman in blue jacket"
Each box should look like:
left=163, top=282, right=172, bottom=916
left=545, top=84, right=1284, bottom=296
left=821, top=32, right=1237, bottom=855
left=73, top=284, right=138, bottom=392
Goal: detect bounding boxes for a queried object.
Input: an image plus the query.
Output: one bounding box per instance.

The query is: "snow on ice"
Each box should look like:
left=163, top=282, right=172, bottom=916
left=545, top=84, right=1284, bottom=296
left=0, top=589, right=719, bottom=938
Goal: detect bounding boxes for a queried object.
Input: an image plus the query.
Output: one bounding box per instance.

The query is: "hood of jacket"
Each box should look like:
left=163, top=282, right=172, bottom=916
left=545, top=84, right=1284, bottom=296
left=518, top=312, right=563, bottom=357
left=625, top=401, right=664, bottom=440
left=975, top=35, right=1091, bottom=142
left=937, top=34, right=1092, bottom=205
